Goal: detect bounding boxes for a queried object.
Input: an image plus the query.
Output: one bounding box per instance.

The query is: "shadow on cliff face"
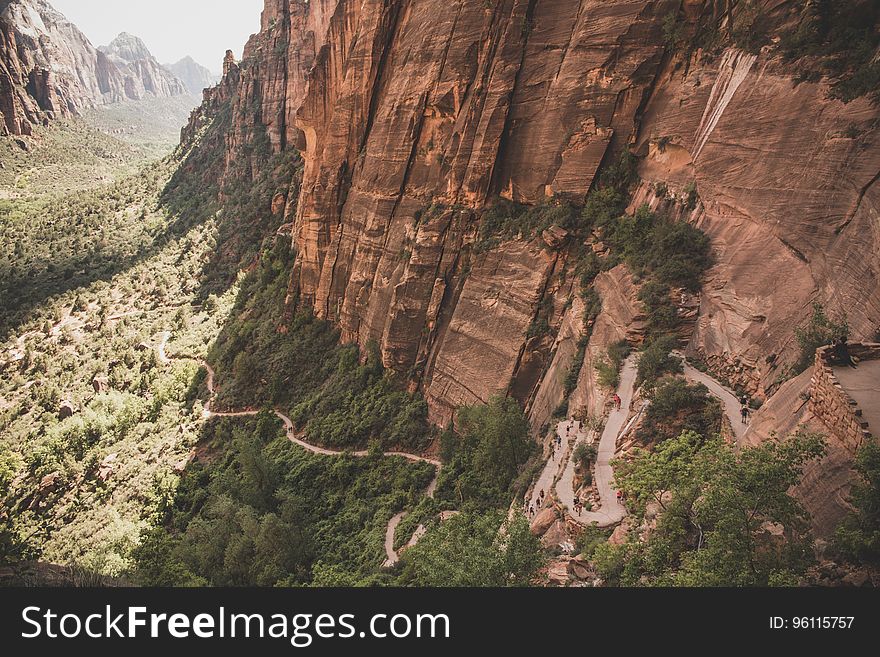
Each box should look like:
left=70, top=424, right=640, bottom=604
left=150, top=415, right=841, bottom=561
left=157, top=89, right=304, bottom=305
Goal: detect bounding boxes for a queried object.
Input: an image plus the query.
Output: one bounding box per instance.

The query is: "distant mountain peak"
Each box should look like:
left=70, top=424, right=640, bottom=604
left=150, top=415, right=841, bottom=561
left=167, top=55, right=220, bottom=95
left=101, top=31, right=153, bottom=63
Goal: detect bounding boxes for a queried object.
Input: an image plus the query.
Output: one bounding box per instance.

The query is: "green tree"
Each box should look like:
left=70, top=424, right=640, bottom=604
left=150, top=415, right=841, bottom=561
left=835, top=440, right=880, bottom=564
left=398, top=512, right=544, bottom=587
left=438, top=396, right=535, bottom=509
left=597, top=430, right=826, bottom=586
left=793, top=301, right=849, bottom=373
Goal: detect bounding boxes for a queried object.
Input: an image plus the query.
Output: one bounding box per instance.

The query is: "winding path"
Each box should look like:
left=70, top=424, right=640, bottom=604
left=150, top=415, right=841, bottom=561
left=556, top=356, right=639, bottom=527
left=156, top=332, right=441, bottom=568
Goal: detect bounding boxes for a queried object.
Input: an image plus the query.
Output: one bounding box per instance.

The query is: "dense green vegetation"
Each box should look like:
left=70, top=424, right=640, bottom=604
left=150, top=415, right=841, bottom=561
left=397, top=512, right=544, bottom=587
left=437, top=396, right=537, bottom=510
left=135, top=414, right=435, bottom=586
left=0, top=119, right=154, bottom=199
left=0, top=155, right=236, bottom=574
left=781, top=0, right=880, bottom=104
left=834, top=440, right=880, bottom=565
left=635, top=379, right=723, bottom=446
left=596, top=430, right=826, bottom=586
left=0, top=158, right=187, bottom=338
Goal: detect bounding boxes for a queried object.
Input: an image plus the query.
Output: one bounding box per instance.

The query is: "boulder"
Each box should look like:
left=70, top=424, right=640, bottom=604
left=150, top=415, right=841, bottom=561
left=609, top=520, right=629, bottom=546
left=58, top=401, right=75, bottom=420
left=841, top=571, right=870, bottom=588
left=568, top=555, right=594, bottom=581
left=530, top=508, right=557, bottom=536
left=97, top=453, right=118, bottom=482
left=540, top=519, right=569, bottom=549
left=541, top=226, right=569, bottom=249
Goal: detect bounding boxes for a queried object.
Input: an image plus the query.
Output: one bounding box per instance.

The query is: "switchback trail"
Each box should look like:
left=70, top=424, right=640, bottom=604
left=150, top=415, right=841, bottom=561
left=555, top=356, right=639, bottom=528
left=156, top=332, right=441, bottom=568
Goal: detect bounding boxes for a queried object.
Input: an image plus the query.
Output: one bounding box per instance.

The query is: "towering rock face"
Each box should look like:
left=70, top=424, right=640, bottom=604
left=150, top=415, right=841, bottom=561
left=192, top=0, right=879, bottom=434
left=99, top=32, right=188, bottom=99
left=167, top=55, right=219, bottom=95
left=286, top=0, right=676, bottom=424
left=632, top=10, right=880, bottom=401
left=0, top=0, right=187, bottom=135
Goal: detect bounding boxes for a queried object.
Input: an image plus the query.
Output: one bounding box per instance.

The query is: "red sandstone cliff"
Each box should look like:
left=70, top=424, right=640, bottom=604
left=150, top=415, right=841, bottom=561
left=188, top=0, right=879, bottom=448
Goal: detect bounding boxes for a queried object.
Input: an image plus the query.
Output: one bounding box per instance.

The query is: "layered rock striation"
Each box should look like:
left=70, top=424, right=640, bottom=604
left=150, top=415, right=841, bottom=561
left=188, top=0, right=880, bottom=447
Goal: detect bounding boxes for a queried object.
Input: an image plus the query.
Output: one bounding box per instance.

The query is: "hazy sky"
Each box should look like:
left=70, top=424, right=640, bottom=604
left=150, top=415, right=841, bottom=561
left=52, top=0, right=265, bottom=73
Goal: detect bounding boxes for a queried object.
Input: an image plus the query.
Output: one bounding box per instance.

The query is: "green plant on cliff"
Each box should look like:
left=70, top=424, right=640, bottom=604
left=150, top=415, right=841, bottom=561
left=780, top=0, right=880, bottom=104
left=476, top=197, right=577, bottom=252
left=635, top=379, right=723, bottom=446
left=834, top=440, right=880, bottom=565
left=793, top=301, right=850, bottom=374
left=594, top=430, right=826, bottom=586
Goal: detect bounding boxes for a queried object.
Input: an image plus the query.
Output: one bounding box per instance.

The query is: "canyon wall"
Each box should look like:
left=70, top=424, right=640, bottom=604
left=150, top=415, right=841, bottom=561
left=0, top=0, right=188, bottom=136
left=190, top=0, right=879, bottom=439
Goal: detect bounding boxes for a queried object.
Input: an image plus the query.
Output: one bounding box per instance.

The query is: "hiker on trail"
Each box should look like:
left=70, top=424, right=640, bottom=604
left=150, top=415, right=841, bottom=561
left=740, top=404, right=749, bottom=424
left=833, top=336, right=858, bottom=369
left=616, top=490, right=622, bottom=503
left=613, top=393, right=622, bottom=410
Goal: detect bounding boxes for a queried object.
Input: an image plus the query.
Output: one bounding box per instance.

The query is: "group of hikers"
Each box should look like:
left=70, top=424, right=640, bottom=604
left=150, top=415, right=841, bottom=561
left=527, top=488, right=547, bottom=518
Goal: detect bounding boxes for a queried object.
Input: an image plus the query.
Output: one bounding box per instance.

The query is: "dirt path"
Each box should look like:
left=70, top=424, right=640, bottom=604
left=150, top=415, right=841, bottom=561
left=156, top=332, right=440, bottom=567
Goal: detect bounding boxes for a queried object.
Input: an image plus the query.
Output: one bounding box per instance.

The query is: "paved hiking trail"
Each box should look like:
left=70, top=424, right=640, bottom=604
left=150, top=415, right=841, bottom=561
left=555, top=356, right=639, bottom=527
left=157, top=332, right=440, bottom=568
left=542, top=352, right=747, bottom=531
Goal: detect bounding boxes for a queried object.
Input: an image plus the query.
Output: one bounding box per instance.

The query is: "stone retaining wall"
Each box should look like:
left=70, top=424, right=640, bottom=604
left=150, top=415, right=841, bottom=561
left=809, top=343, right=880, bottom=453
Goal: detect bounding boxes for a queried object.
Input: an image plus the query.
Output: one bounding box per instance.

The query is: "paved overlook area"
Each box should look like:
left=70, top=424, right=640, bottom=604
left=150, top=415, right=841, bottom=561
left=833, top=360, right=880, bottom=439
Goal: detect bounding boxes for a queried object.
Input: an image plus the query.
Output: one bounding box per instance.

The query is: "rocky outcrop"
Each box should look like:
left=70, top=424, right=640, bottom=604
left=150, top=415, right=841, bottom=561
left=809, top=344, right=878, bottom=452
left=0, top=1, right=187, bottom=135
left=285, top=0, right=675, bottom=423
left=167, top=55, right=219, bottom=95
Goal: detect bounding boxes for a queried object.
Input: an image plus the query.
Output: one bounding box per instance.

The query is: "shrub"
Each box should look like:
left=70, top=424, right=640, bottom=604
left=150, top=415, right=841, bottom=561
left=793, top=302, right=849, bottom=374
left=573, top=443, right=597, bottom=471
left=596, top=356, right=620, bottom=390
left=637, top=335, right=683, bottom=390
left=779, top=0, right=880, bottom=104
left=636, top=379, right=723, bottom=445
